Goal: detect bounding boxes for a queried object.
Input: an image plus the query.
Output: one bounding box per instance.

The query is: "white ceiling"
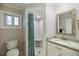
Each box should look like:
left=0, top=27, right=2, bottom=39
left=1, top=3, right=70, bottom=11
left=1, top=3, right=45, bottom=11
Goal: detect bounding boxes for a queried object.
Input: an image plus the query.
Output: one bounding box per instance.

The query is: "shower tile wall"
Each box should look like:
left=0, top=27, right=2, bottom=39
left=34, top=20, right=44, bottom=40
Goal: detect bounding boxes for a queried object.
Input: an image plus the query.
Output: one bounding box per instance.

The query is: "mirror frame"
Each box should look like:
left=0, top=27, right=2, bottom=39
left=56, top=9, right=76, bottom=36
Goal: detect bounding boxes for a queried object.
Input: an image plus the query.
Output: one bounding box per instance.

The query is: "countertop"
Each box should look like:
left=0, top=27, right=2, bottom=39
left=47, top=37, right=79, bottom=51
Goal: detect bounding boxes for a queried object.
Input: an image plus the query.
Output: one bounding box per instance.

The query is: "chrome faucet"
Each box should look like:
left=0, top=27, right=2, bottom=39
left=62, top=35, right=67, bottom=40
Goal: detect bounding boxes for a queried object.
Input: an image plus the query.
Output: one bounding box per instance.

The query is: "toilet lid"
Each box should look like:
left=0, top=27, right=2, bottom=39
left=7, top=48, right=19, bottom=56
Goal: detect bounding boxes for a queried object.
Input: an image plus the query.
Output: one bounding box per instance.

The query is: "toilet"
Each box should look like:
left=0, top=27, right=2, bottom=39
left=6, top=40, right=19, bottom=56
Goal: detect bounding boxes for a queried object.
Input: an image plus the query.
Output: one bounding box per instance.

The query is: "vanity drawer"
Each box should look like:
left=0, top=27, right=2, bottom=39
left=60, top=46, right=79, bottom=56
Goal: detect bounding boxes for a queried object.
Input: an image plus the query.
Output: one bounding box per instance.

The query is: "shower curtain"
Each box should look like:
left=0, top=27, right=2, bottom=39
left=28, top=13, right=35, bottom=56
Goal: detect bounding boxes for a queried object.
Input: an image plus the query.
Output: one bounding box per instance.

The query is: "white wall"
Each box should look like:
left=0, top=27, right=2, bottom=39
left=45, top=3, right=56, bottom=38
left=23, top=9, right=28, bottom=56
left=45, top=4, right=56, bottom=55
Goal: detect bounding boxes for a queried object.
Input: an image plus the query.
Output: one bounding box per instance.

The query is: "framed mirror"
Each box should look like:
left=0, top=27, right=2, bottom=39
left=56, top=9, right=76, bottom=35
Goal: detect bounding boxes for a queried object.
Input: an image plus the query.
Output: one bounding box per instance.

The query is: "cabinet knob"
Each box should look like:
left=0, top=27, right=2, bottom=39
left=55, top=47, right=62, bottom=50
left=59, top=54, right=61, bottom=56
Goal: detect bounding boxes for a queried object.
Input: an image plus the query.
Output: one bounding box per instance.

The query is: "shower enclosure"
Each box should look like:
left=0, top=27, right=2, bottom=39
left=28, top=8, right=45, bottom=56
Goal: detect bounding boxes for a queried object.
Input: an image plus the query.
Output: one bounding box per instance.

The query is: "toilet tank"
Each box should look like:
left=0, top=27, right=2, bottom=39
left=6, top=40, right=18, bottom=50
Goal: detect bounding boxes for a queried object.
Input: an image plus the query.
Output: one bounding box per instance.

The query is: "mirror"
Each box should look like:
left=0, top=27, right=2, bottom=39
left=56, top=9, right=76, bottom=35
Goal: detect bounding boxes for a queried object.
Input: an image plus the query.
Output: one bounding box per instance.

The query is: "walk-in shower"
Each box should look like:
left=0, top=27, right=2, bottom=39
left=28, top=8, right=45, bottom=56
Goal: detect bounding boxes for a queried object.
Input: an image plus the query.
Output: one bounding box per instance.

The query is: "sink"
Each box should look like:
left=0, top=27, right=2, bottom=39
left=49, top=38, right=62, bottom=42
left=48, top=37, right=79, bottom=51
left=56, top=39, right=69, bottom=45
left=49, top=37, right=75, bottom=45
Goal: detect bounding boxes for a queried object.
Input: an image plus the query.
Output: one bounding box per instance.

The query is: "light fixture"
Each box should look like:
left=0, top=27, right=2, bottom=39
left=36, top=15, right=41, bottom=19
left=35, top=15, right=41, bottom=22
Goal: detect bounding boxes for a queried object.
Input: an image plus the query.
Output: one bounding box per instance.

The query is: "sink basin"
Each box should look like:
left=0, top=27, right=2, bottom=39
left=49, top=38, right=62, bottom=42
left=48, top=37, right=79, bottom=51
left=49, top=38, right=69, bottom=45
left=56, top=40, right=69, bottom=45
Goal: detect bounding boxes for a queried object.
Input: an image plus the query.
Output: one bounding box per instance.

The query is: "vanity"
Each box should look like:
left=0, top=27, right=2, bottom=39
left=47, top=37, right=79, bottom=56
left=47, top=9, right=79, bottom=56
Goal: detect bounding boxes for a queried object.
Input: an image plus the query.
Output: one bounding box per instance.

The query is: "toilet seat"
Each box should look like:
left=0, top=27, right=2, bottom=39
left=7, top=48, right=19, bottom=56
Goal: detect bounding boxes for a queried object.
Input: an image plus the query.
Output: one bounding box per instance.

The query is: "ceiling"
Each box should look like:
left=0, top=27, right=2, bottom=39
left=1, top=3, right=70, bottom=11
left=1, top=3, right=45, bottom=11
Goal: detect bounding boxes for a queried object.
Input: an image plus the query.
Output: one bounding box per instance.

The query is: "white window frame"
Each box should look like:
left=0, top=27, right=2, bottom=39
left=14, top=16, right=20, bottom=26
left=4, top=13, right=20, bottom=26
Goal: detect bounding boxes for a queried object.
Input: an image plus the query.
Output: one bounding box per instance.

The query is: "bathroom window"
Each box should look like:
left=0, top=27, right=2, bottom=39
left=14, top=16, right=19, bottom=26
left=4, top=14, right=20, bottom=26
left=5, top=15, right=13, bottom=25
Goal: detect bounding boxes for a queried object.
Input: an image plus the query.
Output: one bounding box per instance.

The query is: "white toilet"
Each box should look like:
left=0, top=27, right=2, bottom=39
left=6, top=40, right=19, bottom=56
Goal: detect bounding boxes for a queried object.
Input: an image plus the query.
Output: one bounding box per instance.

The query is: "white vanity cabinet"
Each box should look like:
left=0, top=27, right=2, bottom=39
left=47, top=42, right=60, bottom=56
left=47, top=42, right=79, bottom=56
left=60, top=46, right=79, bottom=56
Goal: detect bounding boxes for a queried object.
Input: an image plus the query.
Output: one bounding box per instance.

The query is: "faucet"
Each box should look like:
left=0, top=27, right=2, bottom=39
left=62, top=35, right=67, bottom=40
